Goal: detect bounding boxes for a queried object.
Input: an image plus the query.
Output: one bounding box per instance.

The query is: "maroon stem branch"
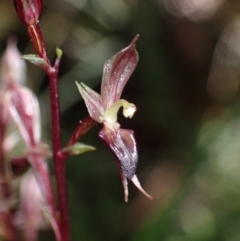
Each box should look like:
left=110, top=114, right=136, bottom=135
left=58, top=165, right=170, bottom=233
left=67, top=116, right=98, bottom=147
left=26, top=22, right=98, bottom=241
left=46, top=68, right=70, bottom=241
left=46, top=73, right=98, bottom=241
left=27, top=22, right=70, bottom=241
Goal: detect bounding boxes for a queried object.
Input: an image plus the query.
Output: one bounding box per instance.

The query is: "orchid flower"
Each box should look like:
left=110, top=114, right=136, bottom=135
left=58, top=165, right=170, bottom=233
left=1, top=38, right=60, bottom=240
left=76, top=35, right=152, bottom=202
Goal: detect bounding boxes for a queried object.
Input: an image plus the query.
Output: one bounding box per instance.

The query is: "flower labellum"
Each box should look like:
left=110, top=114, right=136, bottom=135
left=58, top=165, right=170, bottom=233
left=76, top=35, right=152, bottom=202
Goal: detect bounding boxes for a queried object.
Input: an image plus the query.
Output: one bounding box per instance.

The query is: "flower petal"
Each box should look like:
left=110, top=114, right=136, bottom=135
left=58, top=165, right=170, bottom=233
left=99, top=125, right=137, bottom=179
left=101, top=35, right=139, bottom=110
left=75, top=81, right=104, bottom=122
left=6, top=85, right=41, bottom=146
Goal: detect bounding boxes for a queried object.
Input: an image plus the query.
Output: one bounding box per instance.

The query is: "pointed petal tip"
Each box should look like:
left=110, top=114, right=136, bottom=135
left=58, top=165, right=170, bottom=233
left=80, top=82, right=86, bottom=88
left=75, top=81, right=85, bottom=87
left=131, top=35, right=140, bottom=45
left=131, top=175, right=153, bottom=201
left=76, top=82, right=92, bottom=92
left=75, top=81, right=87, bottom=95
left=147, top=194, right=154, bottom=201
left=76, top=81, right=103, bottom=122
left=75, top=80, right=81, bottom=89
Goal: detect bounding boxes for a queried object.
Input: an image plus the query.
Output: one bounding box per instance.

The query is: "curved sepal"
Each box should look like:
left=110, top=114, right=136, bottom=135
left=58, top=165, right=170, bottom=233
left=6, top=85, right=41, bottom=146
left=120, top=174, right=152, bottom=202
left=75, top=81, right=104, bottom=122
left=131, top=175, right=153, bottom=200
left=101, top=35, right=139, bottom=110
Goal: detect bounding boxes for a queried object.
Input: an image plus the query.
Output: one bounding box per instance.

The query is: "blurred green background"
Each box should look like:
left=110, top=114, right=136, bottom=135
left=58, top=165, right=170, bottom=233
left=2, top=0, right=240, bottom=240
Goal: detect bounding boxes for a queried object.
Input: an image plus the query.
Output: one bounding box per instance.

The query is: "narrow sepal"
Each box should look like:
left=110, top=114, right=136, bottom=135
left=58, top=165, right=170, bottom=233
left=75, top=81, right=104, bottom=122
left=6, top=85, right=41, bottom=146
left=121, top=174, right=129, bottom=202
left=22, top=54, right=49, bottom=69
left=131, top=175, right=153, bottom=200
left=99, top=125, right=137, bottom=179
left=101, top=35, right=139, bottom=110
left=63, top=142, right=96, bottom=155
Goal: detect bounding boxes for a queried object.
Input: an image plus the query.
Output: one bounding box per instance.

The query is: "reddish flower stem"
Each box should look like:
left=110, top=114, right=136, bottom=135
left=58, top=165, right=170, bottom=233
left=67, top=116, right=98, bottom=146
left=26, top=21, right=70, bottom=240
left=26, top=21, right=99, bottom=241
left=46, top=68, right=70, bottom=241
left=46, top=72, right=99, bottom=241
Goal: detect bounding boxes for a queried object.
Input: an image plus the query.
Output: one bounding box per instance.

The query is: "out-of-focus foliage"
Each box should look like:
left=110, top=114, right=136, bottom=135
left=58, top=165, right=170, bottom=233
left=2, top=0, right=240, bottom=240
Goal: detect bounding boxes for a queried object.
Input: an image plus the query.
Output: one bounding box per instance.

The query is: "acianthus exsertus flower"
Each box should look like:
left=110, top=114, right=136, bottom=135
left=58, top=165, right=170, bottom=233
left=1, top=38, right=60, bottom=240
left=76, top=35, right=152, bottom=202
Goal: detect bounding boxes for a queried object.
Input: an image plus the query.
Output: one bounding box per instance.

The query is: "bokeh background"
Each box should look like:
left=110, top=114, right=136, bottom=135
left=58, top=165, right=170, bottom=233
left=1, top=0, right=240, bottom=240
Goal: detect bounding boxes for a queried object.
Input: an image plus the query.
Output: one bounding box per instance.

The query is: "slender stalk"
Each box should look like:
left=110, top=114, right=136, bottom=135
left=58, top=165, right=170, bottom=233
left=25, top=20, right=98, bottom=241
left=46, top=73, right=99, bottom=241
left=13, top=2, right=71, bottom=240
left=67, top=116, right=98, bottom=146
left=26, top=21, right=70, bottom=240
left=47, top=68, right=70, bottom=241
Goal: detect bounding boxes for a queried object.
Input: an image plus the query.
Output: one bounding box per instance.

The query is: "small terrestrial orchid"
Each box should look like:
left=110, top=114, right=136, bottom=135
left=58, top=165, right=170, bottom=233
left=1, top=38, right=60, bottom=240
left=76, top=36, right=152, bottom=202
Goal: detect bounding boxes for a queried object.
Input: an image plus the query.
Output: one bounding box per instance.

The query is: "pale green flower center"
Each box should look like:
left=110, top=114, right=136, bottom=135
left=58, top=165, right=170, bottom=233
left=103, top=99, right=136, bottom=124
